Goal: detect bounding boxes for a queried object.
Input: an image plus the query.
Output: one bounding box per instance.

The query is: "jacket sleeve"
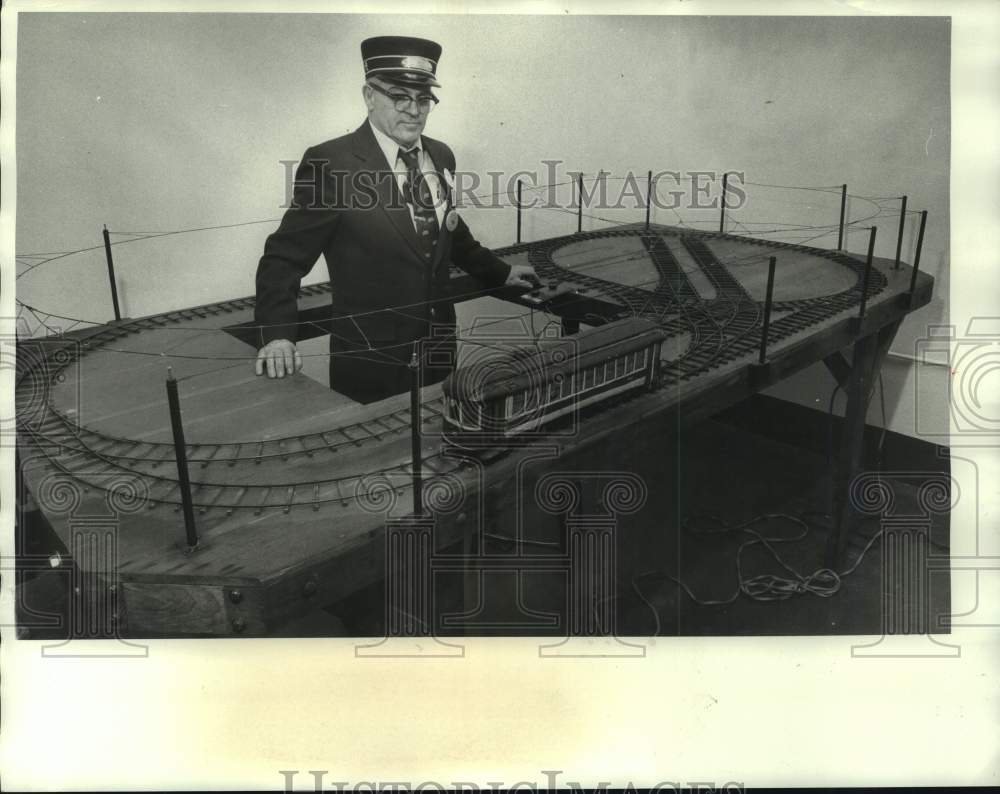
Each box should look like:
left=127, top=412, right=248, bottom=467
left=450, top=215, right=512, bottom=289
left=253, top=146, right=340, bottom=347
left=443, top=147, right=511, bottom=289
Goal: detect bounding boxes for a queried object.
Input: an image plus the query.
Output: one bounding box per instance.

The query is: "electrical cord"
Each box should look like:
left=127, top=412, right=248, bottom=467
left=631, top=511, right=887, bottom=634
left=483, top=532, right=562, bottom=549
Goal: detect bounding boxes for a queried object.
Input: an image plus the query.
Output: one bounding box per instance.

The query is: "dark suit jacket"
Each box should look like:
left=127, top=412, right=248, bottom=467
left=254, top=120, right=510, bottom=402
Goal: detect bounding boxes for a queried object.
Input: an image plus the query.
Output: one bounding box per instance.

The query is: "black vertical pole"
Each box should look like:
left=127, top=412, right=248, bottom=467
left=758, top=256, right=777, bottom=365
left=909, top=210, right=928, bottom=297
left=102, top=225, right=122, bottom=321
left=165, top=368, right=198, bottom=549
left=409, top=343, right=423, bottom=517
left=857, top=226, right=877, bottom=322
left=837, top=184, right=848, bottom=250
left=719, top=172, right=728, bottom=233
left=894, top=195, right=908, bottom=269
left=645, top=169, right=653, bottom=231
left=516, top=179, right=522, bottom=244
left=576, top=173, right=583, bottom=234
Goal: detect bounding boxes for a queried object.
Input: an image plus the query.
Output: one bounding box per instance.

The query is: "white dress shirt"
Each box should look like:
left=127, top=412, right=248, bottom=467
left=368, top=119, right=446, bottom=229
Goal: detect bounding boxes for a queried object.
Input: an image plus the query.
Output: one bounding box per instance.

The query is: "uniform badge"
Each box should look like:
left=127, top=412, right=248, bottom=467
left=445, top=209, right=459, bottom=232
left=401, top=56, right=433, bottom=72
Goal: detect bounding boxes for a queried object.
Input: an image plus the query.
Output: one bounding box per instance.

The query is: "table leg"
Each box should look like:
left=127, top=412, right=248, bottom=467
left=826, top=320, right=901, bottom=568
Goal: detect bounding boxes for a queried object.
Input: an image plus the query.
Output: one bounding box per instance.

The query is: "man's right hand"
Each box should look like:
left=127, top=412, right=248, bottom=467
left=255, top=339, right=303, bottom=378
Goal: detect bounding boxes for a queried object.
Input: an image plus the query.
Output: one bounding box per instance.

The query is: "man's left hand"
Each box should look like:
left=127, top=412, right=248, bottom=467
left=505, top=264, right=540, bottom=289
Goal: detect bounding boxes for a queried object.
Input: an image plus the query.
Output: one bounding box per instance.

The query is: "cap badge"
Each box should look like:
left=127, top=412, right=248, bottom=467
left=401, top=56, right=433, bottom=72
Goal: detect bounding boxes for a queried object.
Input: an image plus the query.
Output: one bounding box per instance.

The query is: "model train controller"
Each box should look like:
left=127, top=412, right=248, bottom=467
left=519, top=275, right=591, bottom=306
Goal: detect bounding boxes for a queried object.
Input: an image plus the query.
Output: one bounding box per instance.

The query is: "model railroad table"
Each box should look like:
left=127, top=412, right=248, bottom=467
left=15, top=222, right=934, bottom=637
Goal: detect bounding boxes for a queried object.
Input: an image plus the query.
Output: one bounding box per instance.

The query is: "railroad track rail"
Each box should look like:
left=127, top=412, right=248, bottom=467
left=520, top=227, right=886, bottom=383
left=16, top=227, right=888, bottom=516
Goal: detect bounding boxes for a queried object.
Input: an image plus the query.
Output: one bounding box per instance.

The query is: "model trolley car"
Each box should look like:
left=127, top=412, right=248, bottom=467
left=441, top=317, right=667, bottom=447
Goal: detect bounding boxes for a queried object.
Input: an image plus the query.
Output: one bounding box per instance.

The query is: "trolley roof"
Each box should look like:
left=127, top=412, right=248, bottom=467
left=442, top=317, right=667, bottom=402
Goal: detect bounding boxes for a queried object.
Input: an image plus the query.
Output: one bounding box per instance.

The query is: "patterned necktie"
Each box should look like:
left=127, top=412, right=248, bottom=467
left=398, top=147, right=440, bottom=264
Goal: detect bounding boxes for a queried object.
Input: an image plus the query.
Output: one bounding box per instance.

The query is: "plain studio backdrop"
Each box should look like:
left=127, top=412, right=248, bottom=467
left=15, top=13, right=950, bottom=435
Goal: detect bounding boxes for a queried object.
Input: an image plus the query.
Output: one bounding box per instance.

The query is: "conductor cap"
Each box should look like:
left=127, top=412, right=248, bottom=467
left=362, top=36, right=442, bottom=88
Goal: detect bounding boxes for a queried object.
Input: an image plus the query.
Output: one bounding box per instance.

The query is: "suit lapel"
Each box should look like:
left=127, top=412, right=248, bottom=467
left=350, top=122, right=424, bottom=263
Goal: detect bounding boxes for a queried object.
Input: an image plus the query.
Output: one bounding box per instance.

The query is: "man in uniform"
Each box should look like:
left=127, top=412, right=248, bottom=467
left=253, top=35, right=537, bottom=403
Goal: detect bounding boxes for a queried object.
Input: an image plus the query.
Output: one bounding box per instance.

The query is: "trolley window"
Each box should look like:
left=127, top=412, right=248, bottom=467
left=511, top=390, right=526, bottom=415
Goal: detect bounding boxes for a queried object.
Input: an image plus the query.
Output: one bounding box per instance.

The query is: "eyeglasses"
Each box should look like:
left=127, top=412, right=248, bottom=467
left=367, top=81, right=439, bottom=113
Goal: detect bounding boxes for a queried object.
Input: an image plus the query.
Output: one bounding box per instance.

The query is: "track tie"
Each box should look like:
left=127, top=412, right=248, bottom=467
left=334, top=479, right=349, bottom=507
left=360, top=421, right=386, bottom=440
left=420, top=403, right=442, bottom=424
left=150, top=445, right=176, bottom=468
left=384, top=413, right=408, bottom=433
left=226, top=486, right=247, bottom=515
left=339, top=426, right=365, bottom=447
left=129, top=442, right=156, bottom=461
left=199, top=487, right=223, bottom=515
left=56, top=449, right=94, bottom=469
left=158, top=481, right=181, bottom=504
left=198, top=445, right=221, bottom=468
left=92, top=438, right=130, bottom=457
left=189, top=482, right=205, bottom=509
left=254, top=487, right=271, bottom=515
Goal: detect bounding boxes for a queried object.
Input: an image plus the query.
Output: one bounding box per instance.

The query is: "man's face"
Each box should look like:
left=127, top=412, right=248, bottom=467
left=364, top=78, right=433, bottom=148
